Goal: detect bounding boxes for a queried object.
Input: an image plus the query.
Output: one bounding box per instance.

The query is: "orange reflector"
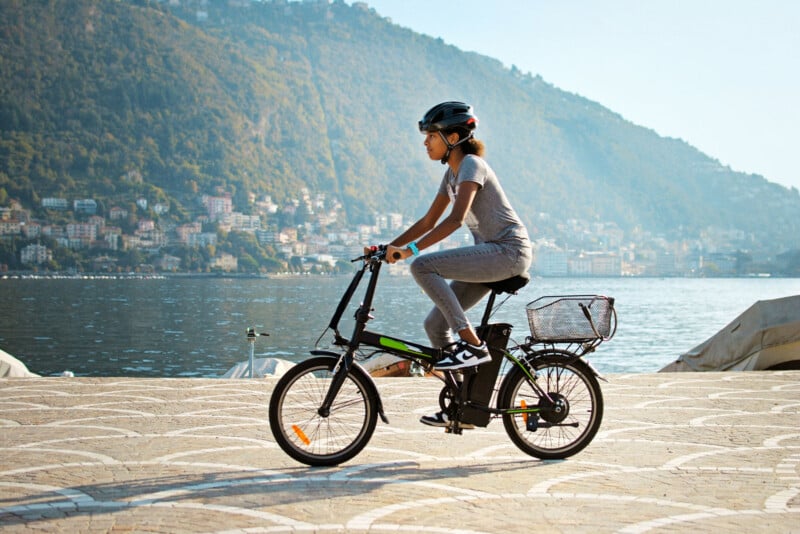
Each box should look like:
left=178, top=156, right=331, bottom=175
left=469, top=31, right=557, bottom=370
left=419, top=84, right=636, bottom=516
left=521, top=400, right=528, bottom=424
left=292, top=424, right=310, bottom=446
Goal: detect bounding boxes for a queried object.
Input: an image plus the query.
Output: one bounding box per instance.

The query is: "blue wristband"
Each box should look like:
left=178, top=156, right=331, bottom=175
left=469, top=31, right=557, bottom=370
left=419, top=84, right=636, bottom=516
left=407, top=242, right=420, bottom=256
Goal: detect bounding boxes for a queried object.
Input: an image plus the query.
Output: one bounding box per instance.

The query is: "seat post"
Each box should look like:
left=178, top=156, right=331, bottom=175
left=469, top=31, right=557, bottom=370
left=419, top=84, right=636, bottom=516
left=480, top=289, right=499, bottom=328
left=479, top=273, right=530, bottom=329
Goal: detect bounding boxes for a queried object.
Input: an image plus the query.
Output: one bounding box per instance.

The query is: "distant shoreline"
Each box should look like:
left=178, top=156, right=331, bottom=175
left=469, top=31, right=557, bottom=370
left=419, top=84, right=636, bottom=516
left=1, top=271, right=792, bottom=281
left=0, top=271, right=359, bottom=280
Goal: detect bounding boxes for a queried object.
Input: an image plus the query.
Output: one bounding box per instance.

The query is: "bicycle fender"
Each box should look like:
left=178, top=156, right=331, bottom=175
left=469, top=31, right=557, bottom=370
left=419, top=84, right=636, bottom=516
left=310, top=350, right=389, bottom=424
left=584, top=359, right=608, bottom=382
left=525, top=348, right=605, bottom=380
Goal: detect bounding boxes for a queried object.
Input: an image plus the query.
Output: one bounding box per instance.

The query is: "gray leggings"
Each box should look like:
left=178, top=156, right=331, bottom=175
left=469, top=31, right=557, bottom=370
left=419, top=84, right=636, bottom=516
left=410, top=241, right=532, bottom=348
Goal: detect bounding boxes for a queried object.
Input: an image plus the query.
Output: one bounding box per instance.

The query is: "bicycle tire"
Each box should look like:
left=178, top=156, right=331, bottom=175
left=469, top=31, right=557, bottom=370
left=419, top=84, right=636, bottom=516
left=268, top=356, right=379, bottom=466
left=499, top=354, right=603, bottom=460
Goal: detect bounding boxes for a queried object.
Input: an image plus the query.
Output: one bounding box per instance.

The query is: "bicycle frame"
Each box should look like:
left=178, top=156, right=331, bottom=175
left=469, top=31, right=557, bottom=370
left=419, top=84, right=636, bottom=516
left=315, top=249, right=550, bottom=429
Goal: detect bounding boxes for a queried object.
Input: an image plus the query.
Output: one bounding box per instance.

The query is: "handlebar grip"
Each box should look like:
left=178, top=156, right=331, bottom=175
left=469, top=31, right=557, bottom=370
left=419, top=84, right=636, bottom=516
left=392, top=251, right=402, bottom=260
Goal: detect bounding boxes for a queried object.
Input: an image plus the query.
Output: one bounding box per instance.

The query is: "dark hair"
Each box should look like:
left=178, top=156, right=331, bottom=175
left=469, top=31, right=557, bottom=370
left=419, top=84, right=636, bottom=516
left=443, top=127, right=485, bottom=157
left=461, top=136, right=485, bottom=157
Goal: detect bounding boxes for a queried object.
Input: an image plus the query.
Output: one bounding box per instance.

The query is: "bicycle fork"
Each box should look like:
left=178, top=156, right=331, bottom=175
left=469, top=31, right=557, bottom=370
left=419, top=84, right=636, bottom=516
left=318, top=351, right=353, bottom=418
left=319, top=282, right=373, bottom=418
left=310, top=348, right=390, bottom=425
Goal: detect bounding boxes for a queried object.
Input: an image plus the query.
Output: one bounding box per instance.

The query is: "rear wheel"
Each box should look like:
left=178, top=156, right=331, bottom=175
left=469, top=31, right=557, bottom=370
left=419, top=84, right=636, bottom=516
left=499, top=354, right=603, bottom=460
left=269, top=356, right=378, bottom=466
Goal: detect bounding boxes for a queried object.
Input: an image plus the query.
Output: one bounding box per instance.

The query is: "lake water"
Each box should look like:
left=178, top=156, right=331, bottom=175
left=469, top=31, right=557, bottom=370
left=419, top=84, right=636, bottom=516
left=2, top=274, right=798, bottom=377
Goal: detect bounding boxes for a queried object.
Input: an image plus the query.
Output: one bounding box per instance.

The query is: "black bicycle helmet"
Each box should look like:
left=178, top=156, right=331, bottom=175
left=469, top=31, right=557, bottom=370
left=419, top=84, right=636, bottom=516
left=418, top=101, right=478, bottom=133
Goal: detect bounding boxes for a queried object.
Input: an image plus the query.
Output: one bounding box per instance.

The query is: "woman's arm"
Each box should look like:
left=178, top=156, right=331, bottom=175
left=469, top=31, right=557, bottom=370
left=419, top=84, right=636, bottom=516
left=387, top=181, right=479, bottom=262
left=419, top=181, right=478, bottom=247
left=389, top=193, right=449, bottom=247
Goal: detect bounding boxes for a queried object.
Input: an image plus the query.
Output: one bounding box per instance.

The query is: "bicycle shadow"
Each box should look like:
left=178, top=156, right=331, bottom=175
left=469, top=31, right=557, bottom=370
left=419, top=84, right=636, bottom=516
left=331, top=456, right=558, bottom=482
left=0, top=458, right=559, bottom=527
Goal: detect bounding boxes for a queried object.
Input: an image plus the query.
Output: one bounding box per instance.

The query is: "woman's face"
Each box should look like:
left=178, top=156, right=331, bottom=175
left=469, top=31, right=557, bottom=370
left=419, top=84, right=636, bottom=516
left=423, top=131, right=456, bottom=161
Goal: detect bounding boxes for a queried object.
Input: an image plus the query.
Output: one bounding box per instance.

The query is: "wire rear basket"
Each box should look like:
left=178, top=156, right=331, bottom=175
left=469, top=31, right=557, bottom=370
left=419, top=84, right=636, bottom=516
left=526, top=295, right=616, bottom=342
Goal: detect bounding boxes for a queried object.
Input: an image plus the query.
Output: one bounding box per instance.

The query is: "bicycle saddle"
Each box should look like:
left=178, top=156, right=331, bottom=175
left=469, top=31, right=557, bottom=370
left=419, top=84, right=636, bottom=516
left=483, top=272, right=530, bottom=294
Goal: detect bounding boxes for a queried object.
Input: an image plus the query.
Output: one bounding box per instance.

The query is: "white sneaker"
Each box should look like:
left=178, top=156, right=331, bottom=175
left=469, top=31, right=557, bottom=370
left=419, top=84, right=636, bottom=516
left=434, top=341, right=491, bottom=371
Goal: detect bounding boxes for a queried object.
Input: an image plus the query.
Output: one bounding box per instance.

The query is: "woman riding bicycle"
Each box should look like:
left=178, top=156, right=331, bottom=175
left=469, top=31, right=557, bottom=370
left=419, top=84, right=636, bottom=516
left=381, top=101, right=532, bottom=426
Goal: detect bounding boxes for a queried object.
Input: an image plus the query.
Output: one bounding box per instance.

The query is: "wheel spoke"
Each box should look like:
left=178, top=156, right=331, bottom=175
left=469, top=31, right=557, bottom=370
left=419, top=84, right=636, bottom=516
left=502, top=355, right=603, bottom=460
left=269, top=357, right=377, bottom=466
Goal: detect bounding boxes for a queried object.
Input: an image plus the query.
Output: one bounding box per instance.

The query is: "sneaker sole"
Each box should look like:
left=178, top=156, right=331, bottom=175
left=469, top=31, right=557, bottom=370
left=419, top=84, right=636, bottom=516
left=420, top=418, right=475, bottom=430
left=419, top=418, right=447, bottom=428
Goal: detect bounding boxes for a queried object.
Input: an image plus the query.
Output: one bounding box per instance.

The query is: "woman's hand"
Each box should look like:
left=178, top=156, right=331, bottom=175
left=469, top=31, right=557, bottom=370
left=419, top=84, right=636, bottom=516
left=385, top=244, right=411, bottom=264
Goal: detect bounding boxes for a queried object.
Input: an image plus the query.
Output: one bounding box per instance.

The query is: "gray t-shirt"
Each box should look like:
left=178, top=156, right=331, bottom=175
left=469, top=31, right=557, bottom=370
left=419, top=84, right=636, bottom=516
left=438, top=154, right=530, bottom=247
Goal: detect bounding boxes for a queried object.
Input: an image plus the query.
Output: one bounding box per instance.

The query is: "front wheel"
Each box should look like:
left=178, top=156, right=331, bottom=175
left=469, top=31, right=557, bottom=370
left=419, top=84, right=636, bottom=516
left=268, top=356, right=379, bottom=466
left=499, top=354, right=603, bottom=460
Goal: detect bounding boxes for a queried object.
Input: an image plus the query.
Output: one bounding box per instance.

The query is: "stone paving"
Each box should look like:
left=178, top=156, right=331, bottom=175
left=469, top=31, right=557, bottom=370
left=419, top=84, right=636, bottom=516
left=1, top=372, right=799, bottom=533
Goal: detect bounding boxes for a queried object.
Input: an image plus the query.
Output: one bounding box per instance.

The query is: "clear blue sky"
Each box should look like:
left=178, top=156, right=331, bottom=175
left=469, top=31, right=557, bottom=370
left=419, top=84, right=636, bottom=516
left=361, top=0, right=800, bottom=191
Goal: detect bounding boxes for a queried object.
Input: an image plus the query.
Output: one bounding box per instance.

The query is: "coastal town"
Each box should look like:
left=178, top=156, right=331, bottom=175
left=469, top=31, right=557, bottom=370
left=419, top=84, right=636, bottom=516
left=0, top=186, right=790, bottom=277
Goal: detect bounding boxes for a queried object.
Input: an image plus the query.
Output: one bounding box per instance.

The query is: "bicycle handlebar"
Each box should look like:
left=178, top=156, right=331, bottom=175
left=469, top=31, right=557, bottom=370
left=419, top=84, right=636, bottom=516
left=351, top=245, right=405, bottom=262
left=351, top=245, right=387, bottom=263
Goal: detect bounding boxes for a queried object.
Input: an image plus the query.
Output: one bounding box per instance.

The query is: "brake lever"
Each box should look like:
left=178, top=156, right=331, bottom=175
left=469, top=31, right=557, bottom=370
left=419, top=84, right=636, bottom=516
left=351, top=245, right=386, bottom=263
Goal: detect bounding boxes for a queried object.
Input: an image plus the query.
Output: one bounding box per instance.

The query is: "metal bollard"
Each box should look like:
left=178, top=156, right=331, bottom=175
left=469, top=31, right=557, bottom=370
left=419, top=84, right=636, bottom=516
left=245, top=327, right=269, bottom=379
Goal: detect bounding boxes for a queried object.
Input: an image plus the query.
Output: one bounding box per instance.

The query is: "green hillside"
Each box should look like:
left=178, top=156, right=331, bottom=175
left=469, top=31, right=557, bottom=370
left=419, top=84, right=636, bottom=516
left=1, top=0, right=799, bottom=258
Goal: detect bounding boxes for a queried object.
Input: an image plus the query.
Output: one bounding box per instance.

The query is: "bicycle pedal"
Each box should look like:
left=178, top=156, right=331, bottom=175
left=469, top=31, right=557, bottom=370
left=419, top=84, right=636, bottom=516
left=526, top=415, right=539, bottom=432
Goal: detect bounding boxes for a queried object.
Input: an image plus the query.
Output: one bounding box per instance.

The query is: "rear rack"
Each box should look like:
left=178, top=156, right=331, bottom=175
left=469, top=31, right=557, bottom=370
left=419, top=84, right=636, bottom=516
left=526, top=294, right=617, bottom=343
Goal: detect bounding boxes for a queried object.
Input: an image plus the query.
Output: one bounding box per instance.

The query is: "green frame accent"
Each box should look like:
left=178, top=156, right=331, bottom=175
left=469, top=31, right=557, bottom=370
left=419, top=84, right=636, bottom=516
left=378, top=336, right=430, bottom=358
